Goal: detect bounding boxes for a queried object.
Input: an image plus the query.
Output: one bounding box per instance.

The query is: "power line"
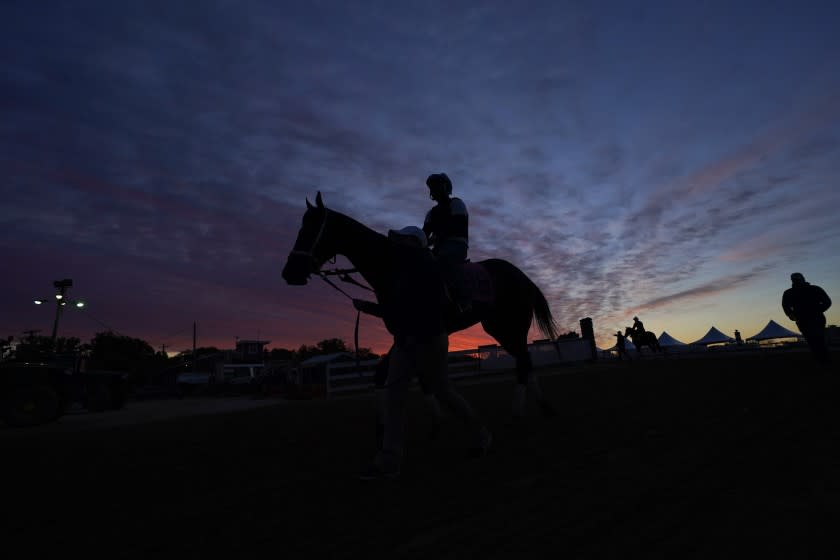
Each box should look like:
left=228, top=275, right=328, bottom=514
left=157, top=325, right=195, bottom=346
left=75, top=307, right=122, bottom=336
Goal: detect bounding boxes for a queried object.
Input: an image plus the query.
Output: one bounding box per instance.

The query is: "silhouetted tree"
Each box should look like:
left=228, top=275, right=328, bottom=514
left=316, top=338, right=350, bottom=354
left=355, top=347, right=379, bottom=360
left=268, top=347, right=294, bottom=360
left=87, top=331, right=168, bottom=385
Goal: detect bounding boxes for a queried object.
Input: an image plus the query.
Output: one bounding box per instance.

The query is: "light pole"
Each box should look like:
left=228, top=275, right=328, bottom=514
left=33, top=278, right=85, bottom=349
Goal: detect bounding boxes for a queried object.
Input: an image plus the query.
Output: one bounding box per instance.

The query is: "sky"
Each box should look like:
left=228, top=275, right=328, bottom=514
left=2, top=0, right=839, bottom=355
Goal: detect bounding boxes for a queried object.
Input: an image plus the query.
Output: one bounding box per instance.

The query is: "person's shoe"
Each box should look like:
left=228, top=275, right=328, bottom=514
left=358, top=462, right=400, bottom=481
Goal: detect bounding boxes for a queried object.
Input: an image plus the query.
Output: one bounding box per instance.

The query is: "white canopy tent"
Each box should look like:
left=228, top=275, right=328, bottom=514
left=606, top=341, right=636, bottom=351
left=658, top=331, right=688, bottom=346
left=691, top=327, right=735, bottom=346
left=746, top=320, right=802, bottom=342
left=606, top=332, right=636, bottom=352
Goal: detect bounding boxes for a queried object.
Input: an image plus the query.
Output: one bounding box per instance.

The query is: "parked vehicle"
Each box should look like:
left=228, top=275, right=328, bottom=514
left=175, top=363, right=265, bottom=397
left=0, top=354, right=129, bottom=428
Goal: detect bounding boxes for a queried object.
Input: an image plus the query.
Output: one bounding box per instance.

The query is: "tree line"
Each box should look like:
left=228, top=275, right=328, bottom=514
left=0, top=331, right=379, bottom=387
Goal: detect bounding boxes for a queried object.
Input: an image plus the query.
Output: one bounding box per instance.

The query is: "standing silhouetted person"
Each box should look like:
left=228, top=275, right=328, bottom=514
left=422, top=172, right=471, bottom=314
left=352, top=226, right=491, bottom=480
left=782, top=272, right=832, bottom=366
left=614, top=330, right=631, bottom=361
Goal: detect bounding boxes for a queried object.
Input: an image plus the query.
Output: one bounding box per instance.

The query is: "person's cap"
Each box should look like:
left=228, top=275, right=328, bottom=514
left=633, top=316, right=638, bottom=320
left=791, top=272, right=805, bottom=282
left=388, top=226, right=427, bottom=249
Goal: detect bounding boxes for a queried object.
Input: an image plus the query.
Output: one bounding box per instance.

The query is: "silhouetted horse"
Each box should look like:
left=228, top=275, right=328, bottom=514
left=281, top=192, right=560, bottom=418
left=624, top=326, right=662, bottom=355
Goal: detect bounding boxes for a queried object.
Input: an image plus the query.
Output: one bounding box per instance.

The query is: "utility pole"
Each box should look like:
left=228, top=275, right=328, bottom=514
left=50, top=279, right=73, bottom=348
left=33, top=279, right=84, bottom=355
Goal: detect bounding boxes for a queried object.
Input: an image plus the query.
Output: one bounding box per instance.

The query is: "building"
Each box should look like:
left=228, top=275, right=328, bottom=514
left=234, top=339, right=270, bottom=363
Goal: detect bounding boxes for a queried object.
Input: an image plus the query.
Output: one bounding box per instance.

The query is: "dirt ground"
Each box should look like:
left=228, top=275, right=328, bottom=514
left=5, top=351, right=839, bottom=558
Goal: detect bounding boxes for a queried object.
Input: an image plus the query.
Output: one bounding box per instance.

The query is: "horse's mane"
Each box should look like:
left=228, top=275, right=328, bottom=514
left=323, top=207, right=392, bottom=295
left=329, top=208, right=386, bottom=241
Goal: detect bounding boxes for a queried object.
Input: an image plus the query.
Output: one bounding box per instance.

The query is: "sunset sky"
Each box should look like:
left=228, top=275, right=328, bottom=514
left=2, top=0, right=839, bottom=354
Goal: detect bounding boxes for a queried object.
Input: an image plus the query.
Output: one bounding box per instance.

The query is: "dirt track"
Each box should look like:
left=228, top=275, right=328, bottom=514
left=6, top=351, right=839, bottom=558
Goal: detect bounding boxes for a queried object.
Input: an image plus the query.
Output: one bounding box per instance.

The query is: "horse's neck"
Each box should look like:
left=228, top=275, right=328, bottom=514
left=331, top=212, right=390, bottom=294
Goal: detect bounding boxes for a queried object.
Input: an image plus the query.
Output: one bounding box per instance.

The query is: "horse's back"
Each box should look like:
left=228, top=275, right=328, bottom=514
left=463, top=261, right=495, bottom=304
left=475, top=258, right=531, bottom=286
left=470, top=258, right=545, bottom=312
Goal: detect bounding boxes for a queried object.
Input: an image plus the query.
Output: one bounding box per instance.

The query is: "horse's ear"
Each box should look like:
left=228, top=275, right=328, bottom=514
left=315, top=191, right=324, bottom=209
left=306, top=197, right=314, bottom=210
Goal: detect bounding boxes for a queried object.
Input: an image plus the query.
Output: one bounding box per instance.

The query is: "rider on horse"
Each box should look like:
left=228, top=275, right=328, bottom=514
left=423, top=172, right=471, bottom=314
left=632, top=316, right=645, bottom=336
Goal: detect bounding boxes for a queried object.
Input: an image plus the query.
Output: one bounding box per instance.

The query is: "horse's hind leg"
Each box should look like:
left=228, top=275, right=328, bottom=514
left=529, top=371, right=556, bottom=416
left=512, top=349, right=531, bottom=419
left=513, top=351, right=555, bottom=417
left=484, top=320, right=554, bottom=419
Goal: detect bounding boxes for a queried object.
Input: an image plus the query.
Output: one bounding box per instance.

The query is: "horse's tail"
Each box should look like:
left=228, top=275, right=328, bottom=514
left=532, top=281, right=559, bottom=341
left=480, top=258, right=560, bottom=340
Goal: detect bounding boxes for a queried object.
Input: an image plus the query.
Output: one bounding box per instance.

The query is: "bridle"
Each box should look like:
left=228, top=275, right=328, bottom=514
left=288, top=208, right=329, bottom=275
left=286, top=207, right=378, bottom=373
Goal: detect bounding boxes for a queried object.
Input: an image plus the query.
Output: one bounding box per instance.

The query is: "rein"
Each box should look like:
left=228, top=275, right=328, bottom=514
left=319, top=268, right=374, bottom=372
left=291, top=206, right=375, bottom=372
left=320, top=268, right=374, bottom=293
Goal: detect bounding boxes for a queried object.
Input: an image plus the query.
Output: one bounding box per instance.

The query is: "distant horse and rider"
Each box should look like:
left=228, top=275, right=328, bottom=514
left=623, top=315, right=662, bottom=356
left=281, top=191, right=561, bottom=420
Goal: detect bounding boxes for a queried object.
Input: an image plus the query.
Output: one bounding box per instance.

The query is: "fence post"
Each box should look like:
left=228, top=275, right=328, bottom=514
left=579, top=317, right=597, bottom=361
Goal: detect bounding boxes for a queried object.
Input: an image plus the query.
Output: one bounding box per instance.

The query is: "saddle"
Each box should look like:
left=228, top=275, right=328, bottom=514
left=439, top=261, right=495, bottom=308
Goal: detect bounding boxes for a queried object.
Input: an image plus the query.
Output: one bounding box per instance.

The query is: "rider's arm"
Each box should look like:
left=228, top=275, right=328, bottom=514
left=422, top=210, right=435, bottom=246
left=448, top=198, right=468, bottom=239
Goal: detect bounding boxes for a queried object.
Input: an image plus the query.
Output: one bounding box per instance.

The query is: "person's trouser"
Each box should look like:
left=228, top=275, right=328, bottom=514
left=436, top=241, right=469, bottom=309
left=376, top=332, right=486, bottom=469
left=796, top=316, right=831, bottom=365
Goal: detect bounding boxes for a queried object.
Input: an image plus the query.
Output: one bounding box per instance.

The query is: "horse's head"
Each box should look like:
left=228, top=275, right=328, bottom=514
left=281, top=192, right=335, bottom=285
left=624, top=326, right=634, bottom=337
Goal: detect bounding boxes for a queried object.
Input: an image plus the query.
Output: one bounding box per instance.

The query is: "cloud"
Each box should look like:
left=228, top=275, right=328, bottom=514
left=3, top=1, right=840, bottom=354
left=638, top=266, right=775, bottom=311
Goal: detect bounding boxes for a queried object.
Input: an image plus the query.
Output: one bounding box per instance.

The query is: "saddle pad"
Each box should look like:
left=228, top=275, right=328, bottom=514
left=463, top=262, right=495, bottom=304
